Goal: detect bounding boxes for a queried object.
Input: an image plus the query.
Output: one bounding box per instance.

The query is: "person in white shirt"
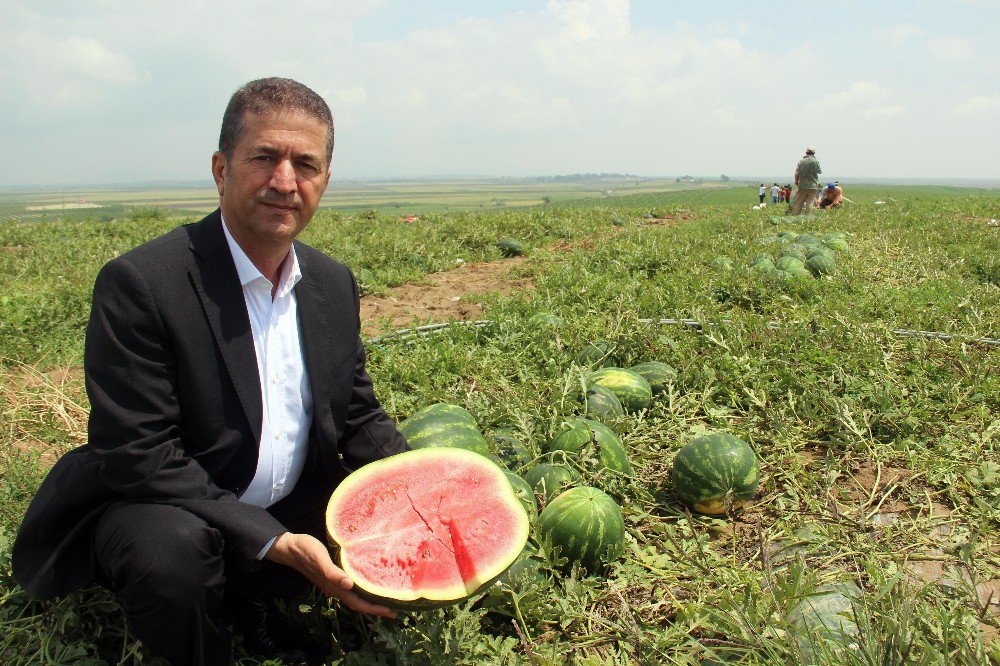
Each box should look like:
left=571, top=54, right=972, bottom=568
left=12, top=77, right=409, bottom=665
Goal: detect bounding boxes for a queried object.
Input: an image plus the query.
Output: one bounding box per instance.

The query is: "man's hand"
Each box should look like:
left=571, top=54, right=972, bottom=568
left=265, top=532, right=397, bottom=619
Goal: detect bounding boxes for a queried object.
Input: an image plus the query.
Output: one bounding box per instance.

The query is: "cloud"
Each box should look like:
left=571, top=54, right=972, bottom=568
left=801, top=81, right=903, bottom=118
left=926, top=36, right=975, bottom=62
left=950, top=94, right=1000, bottom=116
left=875, top=23, right=924, bottom=48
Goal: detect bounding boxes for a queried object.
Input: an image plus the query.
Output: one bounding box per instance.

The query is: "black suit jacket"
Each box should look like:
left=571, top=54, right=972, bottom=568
left=12, top=210, right=408, bottom=599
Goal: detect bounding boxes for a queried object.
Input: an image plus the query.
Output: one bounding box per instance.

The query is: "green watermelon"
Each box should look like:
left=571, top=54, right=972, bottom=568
left=672, top=433, right=760, bottom=515
left=503, top=470, right=538, bottom=521
left=527, top=312, right=563, bottom=328
left=589, top=367, right=653, bottom=412
left=789, top=582, right=861, bottom=662
left=537, top=486, right=625, bottom=572
left=805, top=245, right=836, bottom=261
left=778, top=230, right=799, bottom=241
left=548, top=418, right=631, bottom=476
left=752, top=252, right=774, bottom=264
left=496, top=237, right=524, bottom=257
left=628, top=361, right=676, bottom=395
left=326, top=448, right=530, bottom=610
left=398, top=403, right=490, bottom=455
left=775, top=255, right=805, bottom=272
left=806, top=254, right=837, bottom=277
left=710, top=256, right=734, bottom=271
left=822, top=238, right=849, bottom=252
left=523, top=463, right=580, bottom=502
left=779, top=245, right=808, bottom=262
left=577, top=385, right=625, bottom=420
left=491, top=429, right=532, bottom=471
left=768, top=216, right=782, bottom=226
left=576, top=341, right=620, bottom=368
left=756, top=235, right=780, bottom=245
left=796, top=234, right=821, bottom=246
left=752, top=259, right=775, bottom=274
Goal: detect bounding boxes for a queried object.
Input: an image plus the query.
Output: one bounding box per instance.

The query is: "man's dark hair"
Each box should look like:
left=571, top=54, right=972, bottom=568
left=219, top=77, right=334, bottom=165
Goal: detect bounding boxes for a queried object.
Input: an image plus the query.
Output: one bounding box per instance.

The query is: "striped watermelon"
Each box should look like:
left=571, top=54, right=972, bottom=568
left=491, top=429, right=532, bottom=471
left=528, top=312, right=563, bottom=328
left=775, top=255, right=805, bottom=272
left=523, top=463, right=580, bottom=502
left=779, top=245, right=808, bottom=262
left=628, top=361, right=676, bottom=395
left=789, top=582, right=861, bottom=661
left=672, top=433, right=760, bottom=515
left=398, top=403, right=490, bottom=455
left=577, top=385, right=624, bottom=421
left=497, top=237, right=524, bottom=257
left=538, top=486, right=625, bottom=572
left=548, top=418, right=631, bottom=476
left=503, top=470, right=538, bottom=521
left=589, top=368, right=652, bottom=412
left=576, top=341, right=620, bottom=368
left=805, top=254, right=837, bottom=277
left=326, top=448, right=529, bottom=610
left=710, top=256, right=734, bottom=271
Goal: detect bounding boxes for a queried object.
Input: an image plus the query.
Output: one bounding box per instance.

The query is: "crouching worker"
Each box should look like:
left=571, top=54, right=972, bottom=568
left=819, top=182, right=844, bottom=208
left=11, top=77, right=410, bottom=666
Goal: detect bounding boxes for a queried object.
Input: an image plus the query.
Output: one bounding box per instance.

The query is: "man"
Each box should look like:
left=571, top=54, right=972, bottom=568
left=791, top=146, right=822, bottom=215
left=12, top=78, right=409, bottom=665
left=819, top=182, right=844, bottom=208
left=758, top=183, right=766, bottom=204
left=770, top=182, right=781, bottom=204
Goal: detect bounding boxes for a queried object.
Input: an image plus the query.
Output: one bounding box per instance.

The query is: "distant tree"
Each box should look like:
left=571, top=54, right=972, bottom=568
left=720, top=174, right=730, bottom=182
left=675, top=177, right=682, bottom=184
left=541, top=196, right=551, bottom=205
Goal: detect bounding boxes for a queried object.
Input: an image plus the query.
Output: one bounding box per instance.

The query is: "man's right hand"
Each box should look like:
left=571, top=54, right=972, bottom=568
left=264, top=532, right=397, bottom=619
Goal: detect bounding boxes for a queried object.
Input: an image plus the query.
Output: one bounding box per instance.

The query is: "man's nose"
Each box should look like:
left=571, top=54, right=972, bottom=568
left=269, top=159, right=297, bottom=194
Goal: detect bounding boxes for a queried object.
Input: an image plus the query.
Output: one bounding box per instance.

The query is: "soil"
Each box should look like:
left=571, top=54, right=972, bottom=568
left=360, top=256, right=532, bottom=335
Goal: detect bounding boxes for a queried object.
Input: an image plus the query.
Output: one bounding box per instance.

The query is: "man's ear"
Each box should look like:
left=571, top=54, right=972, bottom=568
left=211, top=151, right=227, bottom=196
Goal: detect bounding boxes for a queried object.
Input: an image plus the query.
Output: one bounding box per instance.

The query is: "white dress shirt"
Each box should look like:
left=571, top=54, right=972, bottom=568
left=221, top=218, right=313, bottom=514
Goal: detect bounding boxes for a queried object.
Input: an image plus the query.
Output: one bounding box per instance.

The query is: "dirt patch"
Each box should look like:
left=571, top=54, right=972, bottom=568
left=360, top=257, right=533, bottom=335
left=2, top=244, right=26, bottom=254
left=2, top=363, right=87, bottom=467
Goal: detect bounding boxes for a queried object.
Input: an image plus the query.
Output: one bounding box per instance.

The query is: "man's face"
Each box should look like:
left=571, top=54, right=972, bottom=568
left=212, top=110, right=330, bottom=252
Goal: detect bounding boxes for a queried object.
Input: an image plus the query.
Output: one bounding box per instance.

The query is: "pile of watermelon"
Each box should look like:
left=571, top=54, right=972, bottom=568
left=747, top=230, right=848, bottom=280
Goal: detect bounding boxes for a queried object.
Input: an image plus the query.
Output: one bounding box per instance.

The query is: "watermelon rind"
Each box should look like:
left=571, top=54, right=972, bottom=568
left=588, top=368, right=653, bottom=412
left=398, top=403, right=490, bottom=455
left=577, top=384, right=625, bottom=421
left=576, top=341, right=620, bottom=368
left=491, top=429, right=533, bottom=471
left=523, top=463, right=580, bottom=502
left=538, top=486, right=626, bottom=572
left=326, top=448, right=530, bottom=610
left=672, top=433, right=760, bottom=515
left=805, top=254, right=837, bottom=277
left=548, top=418, right=631, bottom=476
left=628, top=361, right=677, bottom=395
left=497, top=237, right=524, bottom=257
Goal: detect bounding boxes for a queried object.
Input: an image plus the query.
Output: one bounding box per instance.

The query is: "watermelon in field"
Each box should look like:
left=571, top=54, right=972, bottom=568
left=779, top=245, right=808, bottom=262
left=589, top=367, right=652, bottom=412
left=752, top=259, right=775, bottom=274
left=491, top=429, right=532, bottom=471
left=752, top=252, right=773, bottom=264
left=789, top=582, right=861, bottom=662
left=778, top=230, right=799, bottom=241
left=398, top=403, right=490, bottom=455
left=672, top=433, right=760, bottom=515
left=775, top=255, right=805, bottom=272
left=577, top=384, right=625, bottom=421
left=576, top=341, right=620, bottom=368
left=528, top=312, right=563, bottom=328
left=796, top=234, right=821, bottom=246
left=496, top=237, right=524, bottom=257
left=538, top=486, right=625, bottom=572
left=523, top=463, right=580, bottom=502
left=503, top=470, right=538, bottom=520
left=710, top=256, right=734, bottom=271
left=628, top=361, right=676, bottom=395
left=548, top=418, right=631, bottom=476
left=805, top=245, right=835, bottom=261
left=756, top=235, right=780, bottom=245
left=823, top=237, right=849, bottom=252
left=805, top=254, right=837, bottom=277
left=326, top=448, right=530, bottom=610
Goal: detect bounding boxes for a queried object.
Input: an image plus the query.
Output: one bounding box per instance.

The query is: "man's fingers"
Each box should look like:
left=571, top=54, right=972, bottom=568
left=330, top=587, right=397, bottom=619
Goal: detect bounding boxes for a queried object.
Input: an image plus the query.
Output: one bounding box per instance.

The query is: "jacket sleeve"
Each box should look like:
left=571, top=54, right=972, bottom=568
left=337, top=270, right=410, bottom=470
left=85, top=257, right=286, bottom=561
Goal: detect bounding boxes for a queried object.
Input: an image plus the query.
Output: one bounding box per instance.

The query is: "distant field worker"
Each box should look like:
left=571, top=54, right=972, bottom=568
left=791, top=146, right=822, bottom=215
left=783, top=184, right=792, bottom=204
left=818, top=182, right=844, bottom=208
left=770, top=183, right=781, bottom=203
left=759, top=184, right=766, bottom=204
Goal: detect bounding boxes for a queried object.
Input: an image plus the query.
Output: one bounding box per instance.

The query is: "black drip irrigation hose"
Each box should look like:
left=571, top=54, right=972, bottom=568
left=366, top=318, right=1000, bottom=348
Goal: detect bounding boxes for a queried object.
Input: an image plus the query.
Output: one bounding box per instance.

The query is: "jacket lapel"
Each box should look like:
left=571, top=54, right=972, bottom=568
left=186, top=211, right=263, bottom=445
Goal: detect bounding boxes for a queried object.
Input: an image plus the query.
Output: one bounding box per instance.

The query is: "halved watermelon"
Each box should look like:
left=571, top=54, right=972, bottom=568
left=326, top=448, right=530, bottom=610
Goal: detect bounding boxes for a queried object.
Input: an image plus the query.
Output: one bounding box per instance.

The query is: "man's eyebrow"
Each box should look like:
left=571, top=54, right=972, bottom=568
left=249, top=144, right=323, bottom=163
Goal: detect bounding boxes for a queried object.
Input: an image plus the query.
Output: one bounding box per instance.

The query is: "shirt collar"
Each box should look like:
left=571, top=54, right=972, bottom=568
left=221, top=215, right=302, bottom=297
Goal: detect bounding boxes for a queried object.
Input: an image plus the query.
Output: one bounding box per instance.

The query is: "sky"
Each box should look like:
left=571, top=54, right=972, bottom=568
left=1, top=0, right=998, bottom=186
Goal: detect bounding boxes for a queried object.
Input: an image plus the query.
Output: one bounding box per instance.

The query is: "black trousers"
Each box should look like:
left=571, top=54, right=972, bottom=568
left=92, top=479, right=328, bottom=666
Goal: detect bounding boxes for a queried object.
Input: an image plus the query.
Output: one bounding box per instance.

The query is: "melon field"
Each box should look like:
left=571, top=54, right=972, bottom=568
left=1, top=186, right=998, bottom=664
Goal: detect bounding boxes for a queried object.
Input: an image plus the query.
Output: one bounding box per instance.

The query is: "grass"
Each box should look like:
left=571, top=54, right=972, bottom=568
left=1, top=186, right=998, bottom=664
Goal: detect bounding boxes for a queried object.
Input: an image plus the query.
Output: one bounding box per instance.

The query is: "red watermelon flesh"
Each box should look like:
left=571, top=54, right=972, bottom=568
left=327, top=448, right=529, bottom=606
